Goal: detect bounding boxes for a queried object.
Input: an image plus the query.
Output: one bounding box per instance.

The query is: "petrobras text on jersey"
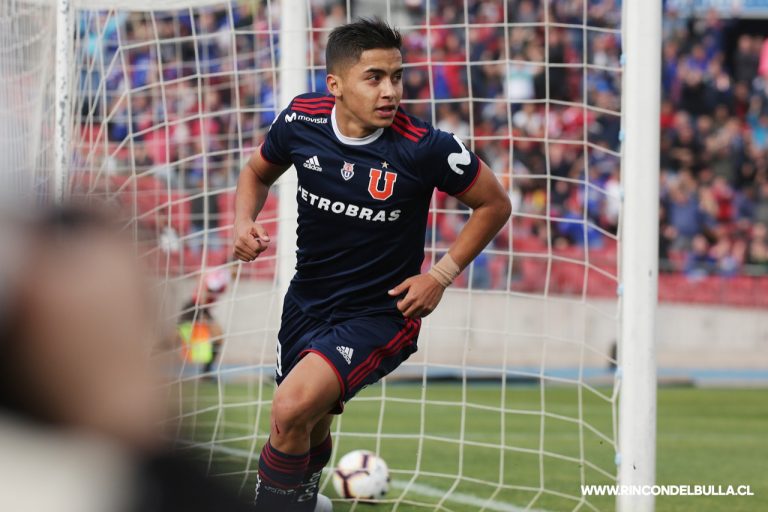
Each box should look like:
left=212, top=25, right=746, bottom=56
left=297, top=185, right=401, bottom=222
left=285, top=112, right=328, bottom=124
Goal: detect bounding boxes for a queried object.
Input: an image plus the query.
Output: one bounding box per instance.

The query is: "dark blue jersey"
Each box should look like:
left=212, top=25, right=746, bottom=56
left=260, top=93, right=481, bottom=320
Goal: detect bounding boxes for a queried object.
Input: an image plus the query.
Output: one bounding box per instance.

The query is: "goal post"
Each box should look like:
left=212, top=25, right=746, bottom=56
left=617, top=0, right=661, bottom=510
left=54, top=0, right=74, bottom=204
left=276, top=0, right=304, bottom=296
left=3, top=0, right=661, bottom=510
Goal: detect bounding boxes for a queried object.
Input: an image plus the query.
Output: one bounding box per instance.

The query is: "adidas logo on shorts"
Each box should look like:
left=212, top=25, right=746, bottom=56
left=303, top=155, right=322, bottom=172
left=336, top=346, right=354, bottom=365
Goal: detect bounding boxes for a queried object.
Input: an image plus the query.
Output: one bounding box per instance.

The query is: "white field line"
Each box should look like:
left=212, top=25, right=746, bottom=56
left=389, top=480, right=546, bottom=512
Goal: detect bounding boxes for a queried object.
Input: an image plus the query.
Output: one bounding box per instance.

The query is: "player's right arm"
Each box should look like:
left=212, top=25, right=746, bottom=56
left=233, top=147, right=291, bottom=262
left=234, top=102, right=297, bottom=261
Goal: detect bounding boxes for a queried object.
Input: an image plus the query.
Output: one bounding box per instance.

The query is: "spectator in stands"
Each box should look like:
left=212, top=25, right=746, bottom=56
left=685, top=234, right=716, bottom=277
left=77, top=0, right=768, bottom=289
left=734, top=35, right=759, bottom=84
left=747, top=222, right=768, bottom=268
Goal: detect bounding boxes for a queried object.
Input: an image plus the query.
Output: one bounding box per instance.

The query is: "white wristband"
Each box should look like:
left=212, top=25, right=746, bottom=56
left=428, top=253, right=461, bottom=287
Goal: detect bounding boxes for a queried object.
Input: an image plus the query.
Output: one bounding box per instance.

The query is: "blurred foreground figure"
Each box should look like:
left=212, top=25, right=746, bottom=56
left=0, top=206, right=250, bottom=512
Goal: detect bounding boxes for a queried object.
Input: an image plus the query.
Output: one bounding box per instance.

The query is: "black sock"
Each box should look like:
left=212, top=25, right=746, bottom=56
left=201, top=343, right=219, bottom=376
left=254, top=439, right=309, bottom=511
left=294, top=433, right=333, bottom=510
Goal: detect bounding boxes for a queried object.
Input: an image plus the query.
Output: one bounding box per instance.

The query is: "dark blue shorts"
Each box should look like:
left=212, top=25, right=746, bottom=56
left=275, top=293, right=421, bottom=414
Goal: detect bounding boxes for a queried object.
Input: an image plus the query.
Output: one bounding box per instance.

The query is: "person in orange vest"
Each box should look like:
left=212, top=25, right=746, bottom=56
left=177, top=270, right=228, bottom=379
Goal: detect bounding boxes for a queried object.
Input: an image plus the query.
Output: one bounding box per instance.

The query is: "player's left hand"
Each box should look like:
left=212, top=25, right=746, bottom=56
left=388, top=274, right=446, bottom=319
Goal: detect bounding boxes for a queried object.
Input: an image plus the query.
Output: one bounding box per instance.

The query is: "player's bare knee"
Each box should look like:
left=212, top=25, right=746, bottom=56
left=271, top=391, right=316, bottom=437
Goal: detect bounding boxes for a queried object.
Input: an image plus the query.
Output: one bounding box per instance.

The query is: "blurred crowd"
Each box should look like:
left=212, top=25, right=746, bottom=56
left=74, top=0, right=768, bottom=290
left=660, top=10, right=768, bottom=276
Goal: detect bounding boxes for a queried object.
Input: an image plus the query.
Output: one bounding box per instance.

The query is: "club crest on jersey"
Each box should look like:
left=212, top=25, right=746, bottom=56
left=341, top=161, right=355, bottom=181
left=368, top=169, right=397, bottom=201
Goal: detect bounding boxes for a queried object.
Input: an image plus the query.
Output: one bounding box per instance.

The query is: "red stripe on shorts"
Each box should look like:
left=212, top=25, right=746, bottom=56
left=347, top=319, right=419, bottom=389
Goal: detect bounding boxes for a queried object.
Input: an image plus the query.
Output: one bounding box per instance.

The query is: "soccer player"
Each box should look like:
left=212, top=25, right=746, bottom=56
left=233, top=18, right=511, bottom=512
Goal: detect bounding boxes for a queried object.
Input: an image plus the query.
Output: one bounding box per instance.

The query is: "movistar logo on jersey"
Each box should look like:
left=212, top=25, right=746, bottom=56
left=285, top=111, right=328, bottom=124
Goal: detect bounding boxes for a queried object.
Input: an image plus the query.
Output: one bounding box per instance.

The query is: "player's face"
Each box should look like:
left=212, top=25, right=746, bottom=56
left=331, top=48, right=403, bottom=131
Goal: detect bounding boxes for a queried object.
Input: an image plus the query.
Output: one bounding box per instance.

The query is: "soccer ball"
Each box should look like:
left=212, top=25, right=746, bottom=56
left=332, top=450, right=390, bottom=501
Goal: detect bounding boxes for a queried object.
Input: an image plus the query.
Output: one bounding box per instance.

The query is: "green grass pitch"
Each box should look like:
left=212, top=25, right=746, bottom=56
left=180, top=381, right=766, bottom=512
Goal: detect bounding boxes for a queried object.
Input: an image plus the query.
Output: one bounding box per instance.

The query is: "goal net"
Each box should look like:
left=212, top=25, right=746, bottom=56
left=0, top=0, right=57, bottom=201
left=3, top=0, right=654, bottom=510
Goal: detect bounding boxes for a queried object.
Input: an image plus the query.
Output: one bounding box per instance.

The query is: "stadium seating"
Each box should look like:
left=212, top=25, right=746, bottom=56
left=75, top=0, right=768, bottom=305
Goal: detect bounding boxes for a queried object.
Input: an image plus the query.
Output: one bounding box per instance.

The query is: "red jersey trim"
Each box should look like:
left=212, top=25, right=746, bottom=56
left=389, top=123, right=419, bottom=142
left=299, top=349, right=346, bottom=414
left=292, top=106, right=332, bottom=115
left=259, top=143, right=285, bottom=166
left=454, top=163, right=482, bottom=197
left=294, top=96, right=335, bottom=103
left=395, top=111, right=427, bottom=135
left=392, top=116, right=426, bottom=140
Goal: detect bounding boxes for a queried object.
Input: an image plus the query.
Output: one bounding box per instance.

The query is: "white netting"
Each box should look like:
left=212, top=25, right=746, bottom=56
left=34, top=0, right=625, bottom=510
left=0, top=0, right=57, bottom=201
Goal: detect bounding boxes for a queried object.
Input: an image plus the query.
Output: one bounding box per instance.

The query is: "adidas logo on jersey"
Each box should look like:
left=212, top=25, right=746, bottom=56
left=303, top=156, right=322, bottom=172
left=336, top=346, right=354, bottom=365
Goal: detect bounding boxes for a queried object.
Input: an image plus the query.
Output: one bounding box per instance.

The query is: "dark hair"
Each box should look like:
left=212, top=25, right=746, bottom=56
left=326, top=17, right=402, bottom=74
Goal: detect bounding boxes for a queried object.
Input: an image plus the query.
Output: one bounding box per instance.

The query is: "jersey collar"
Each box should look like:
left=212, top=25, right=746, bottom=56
left=331, top=106, right=384, bottom=146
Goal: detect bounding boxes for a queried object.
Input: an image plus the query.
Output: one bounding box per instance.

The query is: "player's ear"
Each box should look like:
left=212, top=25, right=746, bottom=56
left=327, top=73, right=341, bottom=98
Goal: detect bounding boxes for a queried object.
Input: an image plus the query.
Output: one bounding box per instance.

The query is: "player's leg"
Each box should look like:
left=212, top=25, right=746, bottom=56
left=296, top=315, right=421, bottom=509
left=310, top=415, right=334, bottom=446
left=254, top=354, right=340, bottom=511
left=256, top=299, right=421, bottom=510
left=271, top=354, right=340, bottom=452
left=201, top=339, right=221, bottom=378
left=294, top=414, right=334, bottom=510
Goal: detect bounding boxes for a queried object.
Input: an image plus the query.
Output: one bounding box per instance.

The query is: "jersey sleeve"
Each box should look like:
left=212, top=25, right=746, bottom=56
left=259, top=106, right=293, bottom=166
left=419, top=127, right=481, bottom=196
